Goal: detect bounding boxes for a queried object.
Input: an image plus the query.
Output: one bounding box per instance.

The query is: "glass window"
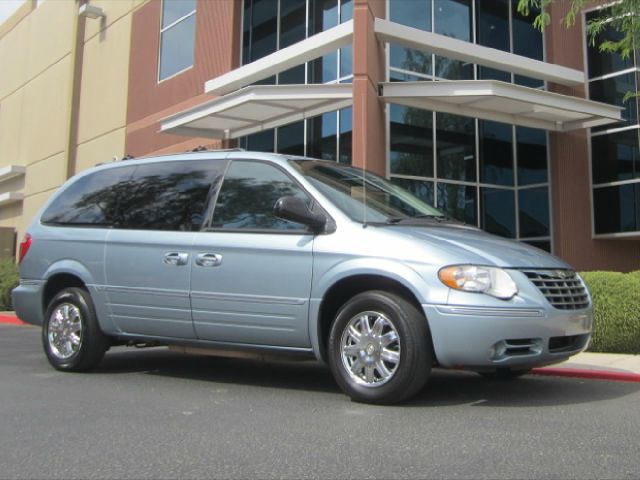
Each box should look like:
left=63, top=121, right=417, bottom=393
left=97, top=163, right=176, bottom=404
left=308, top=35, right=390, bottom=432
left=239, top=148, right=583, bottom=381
left=437, top=182, right=477, bottom=225
left=310, top=0, right=339, bottom=83
left=517, top=127, right=547, bottom=186
left=41, top=167, right=136, bottom=227
left=307, top=111, right=337, bottom=160
left=586, top=11, right=634, bottom=78
left=390, top=105, right=433, bottom=177
left=391, top=178, right=435, bottom=206
left=212, top=161, right=310, bottom=230
left=339, top=107, right=352, bottom=164
left=479, top=120, right=514, bottom=186
left=589, top=73, right=639, bottom=128
left=290, top=160, right=444, bottom=223
left=481, top=188, right=516, bottom=238
left=593, top=184, right=639, bottom=234
left=477, top=0, right=510, bottom=52
left=511, top=0, right=542, bottom=61
left=159, top=0, right=196, bottom=81
left=245, top=130, right=275, bottom=152
left=280, top=0, right=306, bottom=49
left=121, top=161, right=224, bottom=231
left=436, top=113, right=476, bottom=182
left=389, top=0, right=432, bottom=75
left=247, top=0, right=278, bottom=62
left=523, top=240, right=551, bottom=252
left=518, top=187, right=550, bottom=237
left=435, top=0, right=473, bottom=79
left=162, top=0, right=195, bottom=28
left=591, top=129, right=640, bottom=184
left=277, top=121, right=305, bottom=156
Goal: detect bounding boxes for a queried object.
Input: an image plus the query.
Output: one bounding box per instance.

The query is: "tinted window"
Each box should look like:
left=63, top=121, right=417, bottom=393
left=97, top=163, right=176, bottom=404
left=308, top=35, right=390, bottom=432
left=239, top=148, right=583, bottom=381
left=390, top=105, right=433, bottom=177
left=120, top=161, right=224, bottom=231
left=436, top=113, right=476, bottom=182
left=591, top=129, right=639, bottom=184
left=42, top=166, right=136, bottom=226
left=479, top=120, right=514, bottom=186
left=212, top=161, right=311, bottom=230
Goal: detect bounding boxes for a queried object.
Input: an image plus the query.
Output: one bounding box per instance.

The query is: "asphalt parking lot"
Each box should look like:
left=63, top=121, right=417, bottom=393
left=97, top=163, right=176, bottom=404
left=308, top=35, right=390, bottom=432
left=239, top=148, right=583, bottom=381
left=1, top=324, right=639, bottom=479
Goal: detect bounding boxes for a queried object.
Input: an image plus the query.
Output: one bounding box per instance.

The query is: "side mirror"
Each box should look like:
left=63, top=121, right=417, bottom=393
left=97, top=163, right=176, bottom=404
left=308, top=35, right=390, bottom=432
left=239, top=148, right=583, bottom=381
left=274, top=196, right=326, bottom=233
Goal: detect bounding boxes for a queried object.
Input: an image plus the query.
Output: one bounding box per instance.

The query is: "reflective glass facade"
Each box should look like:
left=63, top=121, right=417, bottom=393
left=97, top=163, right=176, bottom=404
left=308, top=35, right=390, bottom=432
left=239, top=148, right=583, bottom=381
left=587, top=9, right=640, bottom=235
left=240, top=0, right=353, bottom=161
left=387, top=0, right=550, bottom=248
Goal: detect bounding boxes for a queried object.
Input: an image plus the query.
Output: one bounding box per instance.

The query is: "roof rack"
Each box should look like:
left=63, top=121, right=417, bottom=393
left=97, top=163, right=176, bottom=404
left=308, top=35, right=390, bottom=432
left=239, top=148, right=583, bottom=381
left=187, top=146, right=246, bottom=153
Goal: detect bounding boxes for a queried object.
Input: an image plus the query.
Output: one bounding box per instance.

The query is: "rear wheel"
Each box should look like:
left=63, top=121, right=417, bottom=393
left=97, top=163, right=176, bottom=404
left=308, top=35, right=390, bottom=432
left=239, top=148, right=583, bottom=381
left=42, top=287, right=108, bottom=372
left=328, top=291, right=433, bottom=405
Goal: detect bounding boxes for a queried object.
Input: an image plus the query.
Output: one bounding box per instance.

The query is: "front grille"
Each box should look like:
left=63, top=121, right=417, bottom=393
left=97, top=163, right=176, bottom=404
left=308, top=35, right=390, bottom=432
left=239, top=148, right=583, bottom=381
left=521, top=269, right=590, bottom=310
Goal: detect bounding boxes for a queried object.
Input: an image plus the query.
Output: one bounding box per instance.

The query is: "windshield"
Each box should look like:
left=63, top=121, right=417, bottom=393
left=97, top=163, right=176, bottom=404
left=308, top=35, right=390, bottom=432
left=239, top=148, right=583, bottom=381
left=289, top=159, right=446, bottom=224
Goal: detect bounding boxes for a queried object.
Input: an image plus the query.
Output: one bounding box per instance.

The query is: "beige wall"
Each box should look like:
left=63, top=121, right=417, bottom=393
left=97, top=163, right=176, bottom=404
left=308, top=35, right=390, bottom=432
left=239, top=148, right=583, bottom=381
left=0, top=0, right=143, bottom=254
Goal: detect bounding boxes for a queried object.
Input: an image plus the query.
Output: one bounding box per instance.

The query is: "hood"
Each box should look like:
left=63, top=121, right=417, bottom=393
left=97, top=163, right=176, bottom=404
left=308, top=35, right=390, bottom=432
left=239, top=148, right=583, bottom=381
left=380, top=223, right=569, bottom=269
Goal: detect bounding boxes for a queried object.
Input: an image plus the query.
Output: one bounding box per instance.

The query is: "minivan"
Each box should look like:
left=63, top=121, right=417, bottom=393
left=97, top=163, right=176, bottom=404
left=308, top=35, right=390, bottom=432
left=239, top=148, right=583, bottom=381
left=13, top=150, right=593, bottom=404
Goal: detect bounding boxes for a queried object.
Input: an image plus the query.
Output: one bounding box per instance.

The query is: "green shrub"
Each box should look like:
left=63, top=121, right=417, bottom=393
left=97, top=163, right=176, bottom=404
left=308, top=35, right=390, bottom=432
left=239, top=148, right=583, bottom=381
left=0, top=258, right=18, bottom=311
left=580, top=271, right=640, bottom=354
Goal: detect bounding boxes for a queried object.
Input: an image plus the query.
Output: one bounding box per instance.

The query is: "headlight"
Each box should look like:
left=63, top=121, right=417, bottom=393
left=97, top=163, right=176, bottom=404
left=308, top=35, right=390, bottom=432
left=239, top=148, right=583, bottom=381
left=438, top=265, right=518, bottom=300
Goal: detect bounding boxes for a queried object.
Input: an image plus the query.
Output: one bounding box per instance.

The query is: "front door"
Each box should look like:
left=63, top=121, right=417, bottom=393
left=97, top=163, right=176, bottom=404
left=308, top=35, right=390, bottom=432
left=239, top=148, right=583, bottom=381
left=190, top=160, right=314, bottom=348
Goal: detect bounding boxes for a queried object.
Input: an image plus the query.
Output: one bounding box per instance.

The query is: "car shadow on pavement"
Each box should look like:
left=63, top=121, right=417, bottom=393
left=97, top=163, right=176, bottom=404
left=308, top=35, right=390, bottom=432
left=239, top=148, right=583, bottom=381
left=96, top=347, right=640, bottom=407
left=406, top=369, right=640, bottom=408
left=97, top=347, right=342, bottom=394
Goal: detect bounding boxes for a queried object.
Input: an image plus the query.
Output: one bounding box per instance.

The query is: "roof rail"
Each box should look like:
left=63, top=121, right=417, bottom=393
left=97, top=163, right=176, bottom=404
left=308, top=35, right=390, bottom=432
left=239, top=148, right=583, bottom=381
left=187, top=146, right=246, bottom=153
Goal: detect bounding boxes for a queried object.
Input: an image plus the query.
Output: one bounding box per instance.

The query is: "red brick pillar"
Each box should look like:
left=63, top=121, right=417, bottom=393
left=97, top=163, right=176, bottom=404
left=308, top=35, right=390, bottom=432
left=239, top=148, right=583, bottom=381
left=351, top=0, right=386, bottom=175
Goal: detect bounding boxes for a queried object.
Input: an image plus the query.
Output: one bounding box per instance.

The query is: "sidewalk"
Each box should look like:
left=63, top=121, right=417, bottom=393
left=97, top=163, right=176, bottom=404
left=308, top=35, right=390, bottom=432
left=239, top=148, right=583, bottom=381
left=1, top=312, right=638, bottom=382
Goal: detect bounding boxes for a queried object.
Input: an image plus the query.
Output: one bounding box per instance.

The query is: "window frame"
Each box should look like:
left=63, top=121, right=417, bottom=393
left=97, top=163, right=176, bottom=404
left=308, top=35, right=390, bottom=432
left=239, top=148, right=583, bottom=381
left=158, top=0, right=197, bottom=83
left=204, top=159, right=329, bottom=235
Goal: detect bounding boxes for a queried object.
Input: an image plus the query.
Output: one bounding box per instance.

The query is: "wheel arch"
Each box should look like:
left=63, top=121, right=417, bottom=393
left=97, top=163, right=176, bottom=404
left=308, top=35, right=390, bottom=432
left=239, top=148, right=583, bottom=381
left=314, top=272, right=430, bottom=364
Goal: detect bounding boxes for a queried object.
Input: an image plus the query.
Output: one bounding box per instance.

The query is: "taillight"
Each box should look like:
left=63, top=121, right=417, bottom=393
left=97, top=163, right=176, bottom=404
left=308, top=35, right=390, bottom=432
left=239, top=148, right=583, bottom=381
left=18, top=233, right=31, bottom=264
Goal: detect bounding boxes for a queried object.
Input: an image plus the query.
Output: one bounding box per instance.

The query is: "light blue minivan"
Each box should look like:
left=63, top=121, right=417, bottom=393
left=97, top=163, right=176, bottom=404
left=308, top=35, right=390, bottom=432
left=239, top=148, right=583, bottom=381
left=13, top=150, right=593, bottom=404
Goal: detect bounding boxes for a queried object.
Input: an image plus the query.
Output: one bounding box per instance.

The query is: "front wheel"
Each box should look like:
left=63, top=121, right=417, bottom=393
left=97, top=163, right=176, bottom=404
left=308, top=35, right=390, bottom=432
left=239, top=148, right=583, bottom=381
left=328, top=291, right=433, bottom=405
left=42, top=287, right=109, bottom=372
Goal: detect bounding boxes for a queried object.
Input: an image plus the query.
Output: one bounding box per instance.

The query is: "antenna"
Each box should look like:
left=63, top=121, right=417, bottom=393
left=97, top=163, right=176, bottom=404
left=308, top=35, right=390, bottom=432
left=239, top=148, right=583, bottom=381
left=360, top=100, right=367, bottom=228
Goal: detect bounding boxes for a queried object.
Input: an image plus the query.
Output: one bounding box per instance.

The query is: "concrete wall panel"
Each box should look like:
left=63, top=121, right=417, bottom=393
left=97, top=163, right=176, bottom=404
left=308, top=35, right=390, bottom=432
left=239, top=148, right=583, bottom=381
left=76, top=127, right=126, bottom=173
left=19, top=56, right=71, bottom=166
left=25, top=152, right=66, bottom=196
left=0, top=90, right=25, bottom=166
left=26, top=0, right=74, bottom=81
left=78, top=14, right=132, bottom=144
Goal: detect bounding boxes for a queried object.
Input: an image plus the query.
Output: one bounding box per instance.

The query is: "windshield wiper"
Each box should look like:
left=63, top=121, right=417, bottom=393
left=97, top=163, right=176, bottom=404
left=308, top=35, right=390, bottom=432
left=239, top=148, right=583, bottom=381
left=385, top=214, right=447, bottom=224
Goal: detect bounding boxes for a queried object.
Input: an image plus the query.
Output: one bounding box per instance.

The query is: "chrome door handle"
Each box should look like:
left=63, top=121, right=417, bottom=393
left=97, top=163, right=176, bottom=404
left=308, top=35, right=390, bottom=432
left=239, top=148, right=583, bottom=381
left=163, top=252, right=189, bottom=266
left=195, top=253, right=223, bottom=267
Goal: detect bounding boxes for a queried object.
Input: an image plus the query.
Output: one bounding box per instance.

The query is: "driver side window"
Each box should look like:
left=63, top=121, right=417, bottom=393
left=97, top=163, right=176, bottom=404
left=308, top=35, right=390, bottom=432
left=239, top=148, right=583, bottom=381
left=212, top=161, right=311, bottom=231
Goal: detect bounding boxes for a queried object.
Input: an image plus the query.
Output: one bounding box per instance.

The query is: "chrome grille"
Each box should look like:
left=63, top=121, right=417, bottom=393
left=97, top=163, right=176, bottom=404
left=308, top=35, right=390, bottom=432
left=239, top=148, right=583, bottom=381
left=521, top=270, right=590, bottom=310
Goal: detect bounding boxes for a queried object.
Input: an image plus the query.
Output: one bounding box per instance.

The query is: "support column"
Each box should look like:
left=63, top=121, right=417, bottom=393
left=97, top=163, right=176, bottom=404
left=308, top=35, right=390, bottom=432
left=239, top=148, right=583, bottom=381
left=352, top=0, right=386, bottom=175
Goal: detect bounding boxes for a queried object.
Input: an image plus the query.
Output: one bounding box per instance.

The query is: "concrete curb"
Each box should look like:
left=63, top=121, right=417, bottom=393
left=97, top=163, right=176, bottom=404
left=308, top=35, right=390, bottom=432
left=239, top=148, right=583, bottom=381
left=0, top=313, right=25, bottom=326
left=532, top=367, right=640, bottom=383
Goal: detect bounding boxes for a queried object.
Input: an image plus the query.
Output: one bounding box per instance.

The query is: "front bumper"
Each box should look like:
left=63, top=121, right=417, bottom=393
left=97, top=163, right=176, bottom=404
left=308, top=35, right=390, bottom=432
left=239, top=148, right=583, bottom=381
left=423, top=304, right=592, bottom=370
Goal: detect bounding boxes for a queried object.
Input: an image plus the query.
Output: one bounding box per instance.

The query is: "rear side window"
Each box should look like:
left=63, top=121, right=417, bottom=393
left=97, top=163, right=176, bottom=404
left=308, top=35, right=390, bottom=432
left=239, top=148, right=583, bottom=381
left=42, top=160, right=226, bottom=231
left=119, top=161, right=225, bottom=231
left=41, top=167, right=136, bottom=226
left=211, top=160, right=311, bottom=231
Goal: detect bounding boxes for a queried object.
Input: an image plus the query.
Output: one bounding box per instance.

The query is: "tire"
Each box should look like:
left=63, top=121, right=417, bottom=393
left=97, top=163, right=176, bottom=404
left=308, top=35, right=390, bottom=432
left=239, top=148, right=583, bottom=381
left=328, top=291, right=433, bottom=405
left=42, top=287, right=109, bottom=372
left=478, top=367, right=531, bottom=380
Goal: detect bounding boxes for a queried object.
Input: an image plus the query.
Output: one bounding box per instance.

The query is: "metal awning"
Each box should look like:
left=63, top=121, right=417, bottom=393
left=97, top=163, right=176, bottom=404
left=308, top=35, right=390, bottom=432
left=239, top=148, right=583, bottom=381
left=381, top=81, right=622, bottom=131
left=161, top=84, right=353, bottom=139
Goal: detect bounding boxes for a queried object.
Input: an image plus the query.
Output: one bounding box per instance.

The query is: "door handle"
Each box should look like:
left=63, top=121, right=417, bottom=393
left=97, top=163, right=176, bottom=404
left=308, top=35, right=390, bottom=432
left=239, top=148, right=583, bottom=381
left=195, top=253, right=223, bottom=267
left=163, top=252, right=189, bottom=266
